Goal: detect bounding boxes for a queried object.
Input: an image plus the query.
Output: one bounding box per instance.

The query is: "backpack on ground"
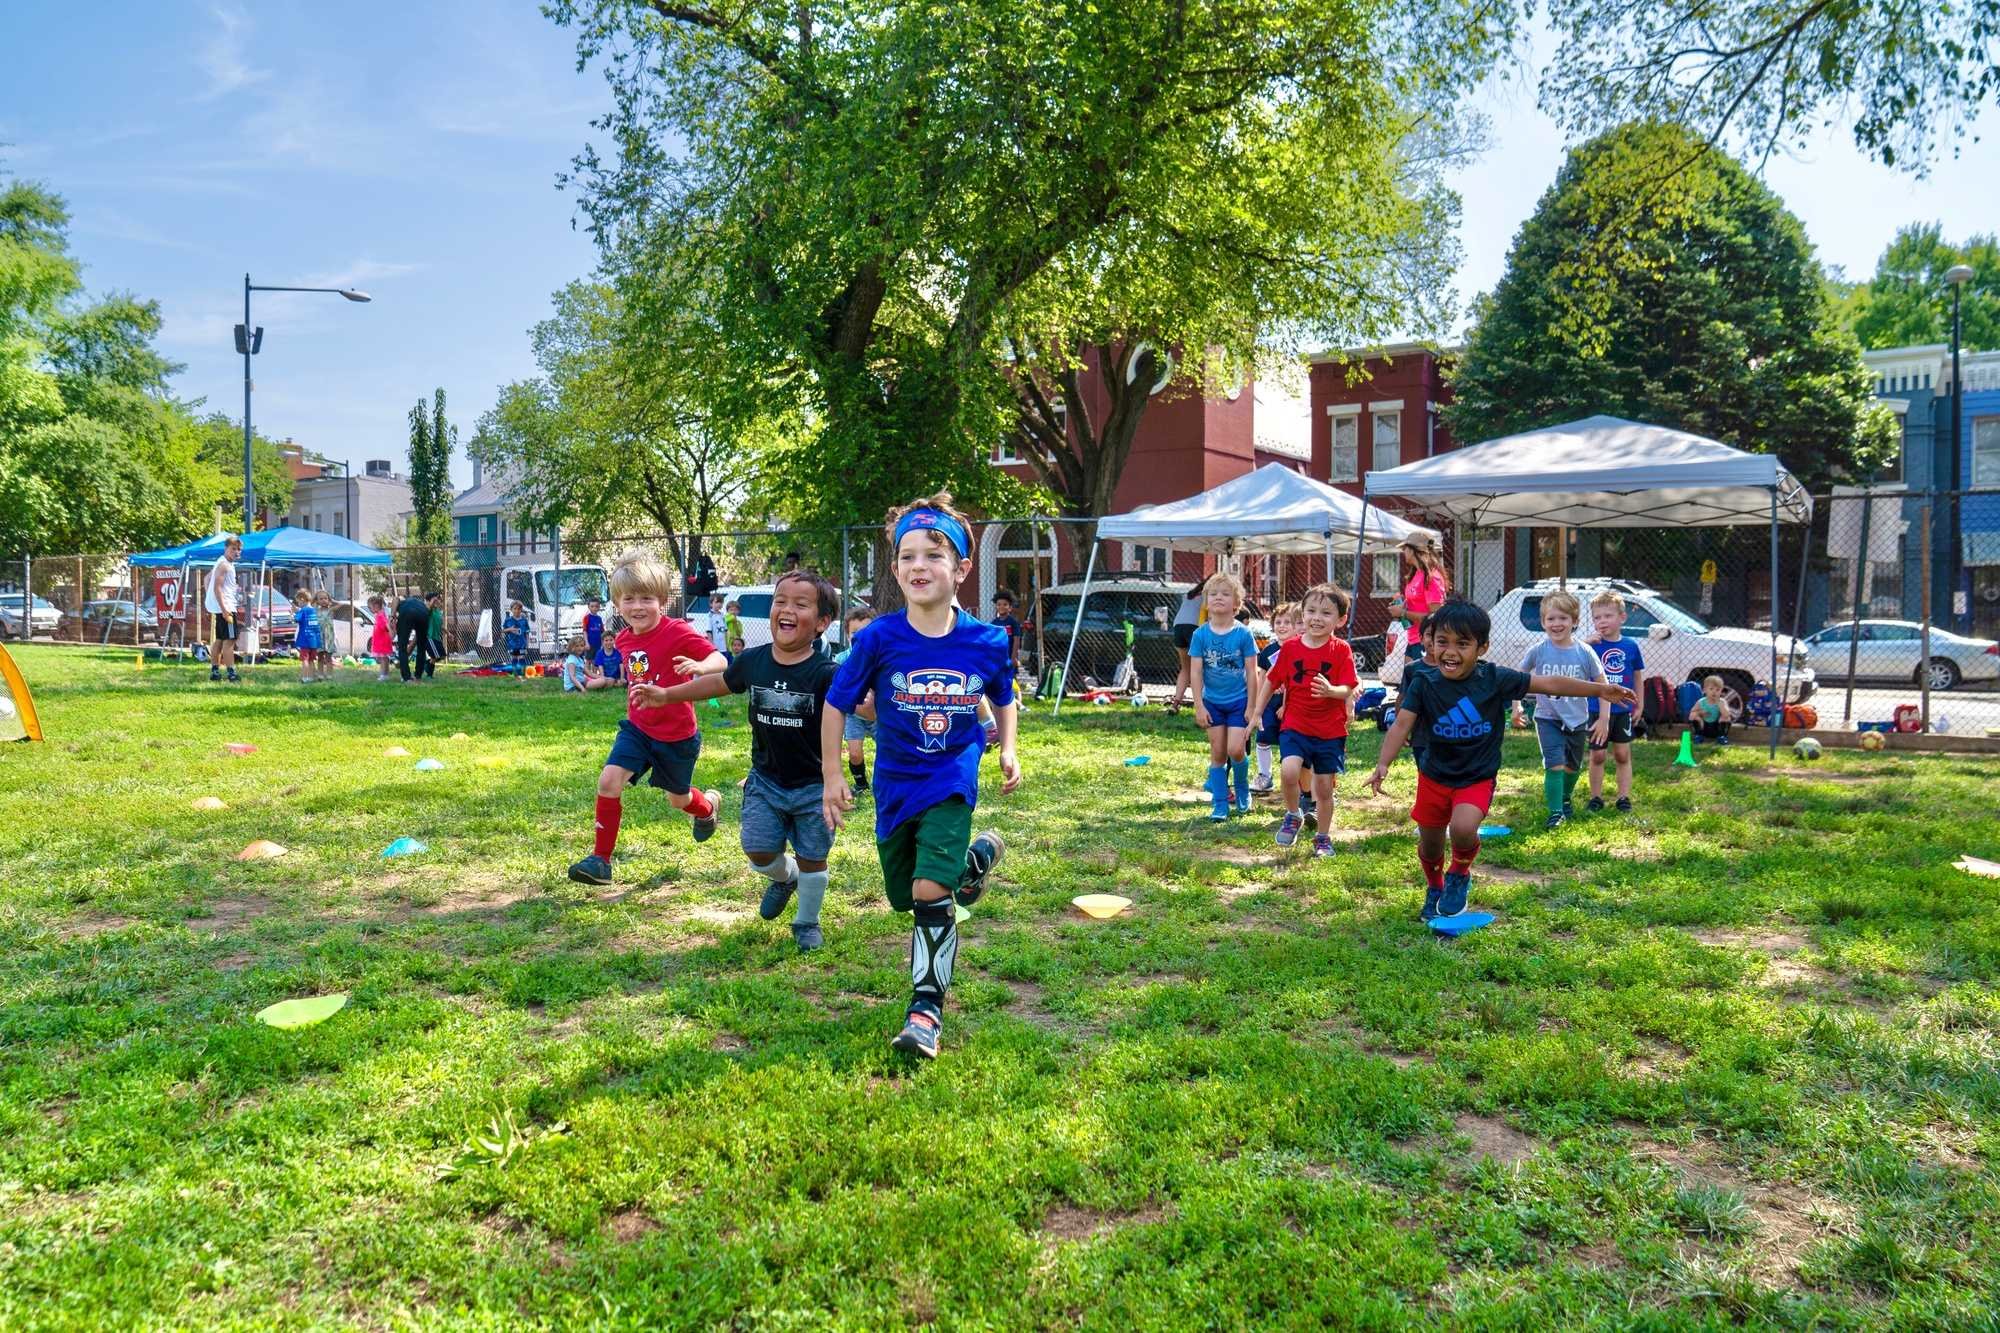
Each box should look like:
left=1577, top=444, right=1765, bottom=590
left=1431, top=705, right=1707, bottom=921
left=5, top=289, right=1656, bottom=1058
left=1674, top=680, right=1702, bottom=720
left=1638, top=676, right=1676, bottom=735
left=1783, top=703, right=1818, bottom=730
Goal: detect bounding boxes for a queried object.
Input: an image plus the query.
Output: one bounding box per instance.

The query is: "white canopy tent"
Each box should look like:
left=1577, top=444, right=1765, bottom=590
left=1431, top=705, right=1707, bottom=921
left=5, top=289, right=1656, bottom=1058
left=1054, top=464, right=1437, bottom=715
left=1359, top=415, right=1814, bottom=755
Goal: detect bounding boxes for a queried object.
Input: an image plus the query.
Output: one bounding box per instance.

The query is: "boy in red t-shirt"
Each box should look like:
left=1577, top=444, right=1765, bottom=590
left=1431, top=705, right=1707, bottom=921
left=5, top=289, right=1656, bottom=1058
left=567, top=552, right=727, bottom=885
left=1251, top=583, right=1359, bottom=857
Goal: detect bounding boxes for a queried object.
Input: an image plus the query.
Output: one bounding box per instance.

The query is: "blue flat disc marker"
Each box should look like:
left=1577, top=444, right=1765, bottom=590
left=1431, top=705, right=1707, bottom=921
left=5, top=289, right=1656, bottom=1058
left=1430, top=911, right=1495, bottom=937
left=1477, top=824, right=1511, bottom=839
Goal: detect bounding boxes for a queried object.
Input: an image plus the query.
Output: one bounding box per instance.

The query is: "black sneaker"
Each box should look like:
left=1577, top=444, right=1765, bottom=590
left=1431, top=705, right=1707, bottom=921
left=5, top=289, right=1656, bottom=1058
left=1420, top=887, right=1443, bottom=921
left=1586, top=796, right=1606, bottom=813
left=691, top=788, right=721, bottom=842
left=956, top=831, right=1004, bottom=907
left=891, top=1009, right=941, bottom=1059
left=225, top=668, right=240, bottom=682
left=759, top=878, right=797, bottom=921
left=1562, top=799, right=1575, bottom=818
left=209, top=667, right=221, bottom=682
left=791, top=922, right=824, bottom=952
left=568, top=853, right=613, bottom=885
left=852, top=778, right=871, bottom=795
left=1615, top=797, right=1632, bottom=814
left=1545, top=812, right=1567, bottom=831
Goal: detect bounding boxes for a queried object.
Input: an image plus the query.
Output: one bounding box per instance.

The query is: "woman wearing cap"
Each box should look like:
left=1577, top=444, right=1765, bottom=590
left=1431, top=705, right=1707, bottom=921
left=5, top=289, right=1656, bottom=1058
left=1389, top=535, right=1448, bottom=665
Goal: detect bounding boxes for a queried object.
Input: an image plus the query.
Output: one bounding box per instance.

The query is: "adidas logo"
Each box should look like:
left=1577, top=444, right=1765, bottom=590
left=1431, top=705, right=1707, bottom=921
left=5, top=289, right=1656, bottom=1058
left=1431, top=695, right=1492, bottom=740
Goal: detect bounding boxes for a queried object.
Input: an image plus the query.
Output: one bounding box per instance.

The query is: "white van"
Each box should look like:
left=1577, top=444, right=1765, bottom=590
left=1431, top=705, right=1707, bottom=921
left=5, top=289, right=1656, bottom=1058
left=498, top=561, right=613, bottom=656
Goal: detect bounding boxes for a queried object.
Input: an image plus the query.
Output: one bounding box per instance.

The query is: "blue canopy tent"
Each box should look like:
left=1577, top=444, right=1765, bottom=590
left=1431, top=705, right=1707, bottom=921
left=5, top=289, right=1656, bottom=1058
left=129, top=527, right=393, bottom=659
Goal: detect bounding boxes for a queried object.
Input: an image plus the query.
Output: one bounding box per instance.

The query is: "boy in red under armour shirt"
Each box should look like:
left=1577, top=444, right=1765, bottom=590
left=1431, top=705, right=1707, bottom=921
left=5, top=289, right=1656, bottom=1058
left=567, top=551, right=726, bottom=885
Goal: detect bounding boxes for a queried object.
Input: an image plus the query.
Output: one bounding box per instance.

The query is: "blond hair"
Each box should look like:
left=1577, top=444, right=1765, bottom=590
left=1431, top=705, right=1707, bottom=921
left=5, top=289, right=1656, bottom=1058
left=1271, top=601, right=1301, bottom=626
left=1590, top=589, right=1626, bottom=613
left=609, top=550, right=674, bottom=603
left=884, top=489, right=974, bottom=553
left=568, top=635, right=589, bottom=655
left=1540, top=589, right=1581, bottom=622
left=1703, top=674, right=1725, bottom=691
left=1202, top=570, right=1245, bottom=609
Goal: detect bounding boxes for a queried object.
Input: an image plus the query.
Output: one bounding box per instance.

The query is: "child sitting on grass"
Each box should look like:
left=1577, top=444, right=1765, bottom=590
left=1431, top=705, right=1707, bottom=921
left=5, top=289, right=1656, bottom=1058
left=822, top=492, right=1018, bottom=1060
left=657, top=569, right=842, bottom=951
left=591, top=639, right=622, bottom=683
left=1508, top=589, right=1607, bottom=830
left=1688, top=675, right=1736, bottom=744
left=1250, top=602, right=1298, bottom=795
left=1188, top=572, right=1261, bottom=821
left=1368, top=600, right=1635, bottom=922
left=566, top=552, right=726, bottom=886
left=560, top=635, right=591, bottom=692
left=1255, top=584, right=1357, bottom=857
left=1585, top=588, right=1646, bottom=814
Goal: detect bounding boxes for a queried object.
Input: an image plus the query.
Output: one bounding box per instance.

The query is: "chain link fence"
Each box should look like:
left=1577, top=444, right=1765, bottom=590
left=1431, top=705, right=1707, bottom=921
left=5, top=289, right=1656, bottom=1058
left=8, top=491, right=1999, bottom=741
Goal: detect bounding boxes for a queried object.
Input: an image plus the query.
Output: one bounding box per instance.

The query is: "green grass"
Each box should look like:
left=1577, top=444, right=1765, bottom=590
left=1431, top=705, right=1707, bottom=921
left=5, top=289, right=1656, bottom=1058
left=4, top=645, right=1999, bottom=1329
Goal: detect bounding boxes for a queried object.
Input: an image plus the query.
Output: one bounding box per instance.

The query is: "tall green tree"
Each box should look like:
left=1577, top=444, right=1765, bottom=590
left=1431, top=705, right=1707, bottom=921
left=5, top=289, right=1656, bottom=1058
left=406, top=389, right=455, bottom=548
left=1844, top=224, right=2000, bottom=353
left=548, top=0, right=1505, bottom=527
left=1446, top=122, right=1898, bottom=496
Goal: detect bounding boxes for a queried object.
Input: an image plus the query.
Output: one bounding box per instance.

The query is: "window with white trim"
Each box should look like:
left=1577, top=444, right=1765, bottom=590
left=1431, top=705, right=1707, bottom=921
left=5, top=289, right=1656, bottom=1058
left=1880, top=414, right=1905, bottom=485
left=1975, top=417, right=2000, bottom=487
left=1372, top=410, right=1401, bottom=471
left=993, top=439, right=1022, bottom=465
left=1329, top=414, right=1359, bottom=482
left=1125, top=543, right=1167, bottom=574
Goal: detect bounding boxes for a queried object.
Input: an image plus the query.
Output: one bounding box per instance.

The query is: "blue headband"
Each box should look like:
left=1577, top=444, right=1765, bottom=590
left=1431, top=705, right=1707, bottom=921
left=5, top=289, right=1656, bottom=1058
left=893, top=508, right=970, bottom=558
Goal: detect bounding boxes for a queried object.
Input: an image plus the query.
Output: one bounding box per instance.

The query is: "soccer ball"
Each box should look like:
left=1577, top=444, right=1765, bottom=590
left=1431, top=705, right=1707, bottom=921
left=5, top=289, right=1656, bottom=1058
left=1129, top=693, right=1149, bottom=708
left=1859, top=731, right=1885, bottom=752
left=1793, top=737, right=1823, bottom=761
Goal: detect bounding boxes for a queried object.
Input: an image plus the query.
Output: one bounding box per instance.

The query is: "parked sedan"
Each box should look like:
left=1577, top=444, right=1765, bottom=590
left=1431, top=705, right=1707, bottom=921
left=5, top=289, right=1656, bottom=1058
left=55, top=600, right=159, bottom=643
left=0, top=592, right=60, bottom=639
left=1803, top=620, right=1999, bottom=691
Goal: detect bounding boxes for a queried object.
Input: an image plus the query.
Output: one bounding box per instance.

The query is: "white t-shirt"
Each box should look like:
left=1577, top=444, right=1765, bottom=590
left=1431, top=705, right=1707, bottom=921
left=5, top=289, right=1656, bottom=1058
left=707, top=607, right=727, bottom=650
left=205, top=556, right=239, bottom=616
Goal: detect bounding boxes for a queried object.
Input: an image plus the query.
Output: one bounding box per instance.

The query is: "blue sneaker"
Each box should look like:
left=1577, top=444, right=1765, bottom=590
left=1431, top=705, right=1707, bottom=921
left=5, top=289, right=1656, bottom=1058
left=568, top=853, right=613, bottom=886
left=1275, top=811, right=1303, bottom=847
left=759, top=877, right=796, bottom=920
left=1312, top=833, right=1335, bottom=858
left=1439, top=871, right=1471, bottom=918
left=1210, top=797, right=1231, bottom=822
left=891, top=1009, right=941, bottom=1059
left=791, top=922, right=824, bottom=951
left=1235, top=783, right=1253, bottom=815
left=1420, top=887, right=1442, bottom=921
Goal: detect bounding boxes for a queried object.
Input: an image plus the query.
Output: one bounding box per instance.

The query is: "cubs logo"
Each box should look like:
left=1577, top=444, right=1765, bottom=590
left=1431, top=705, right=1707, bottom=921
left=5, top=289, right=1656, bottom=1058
left=890, top=668, right=983, bottom=752
left=627, top=650, right=651, bottom=680
left=1598, top=647, right=1629, bottom=677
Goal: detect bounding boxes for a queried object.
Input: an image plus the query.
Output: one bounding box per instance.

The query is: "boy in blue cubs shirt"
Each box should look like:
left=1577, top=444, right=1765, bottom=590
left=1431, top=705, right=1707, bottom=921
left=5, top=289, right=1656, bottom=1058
left=1585, top=589, right=1647, bottom=814
left=822, top=491, right=1019, bottom=1060
left=1188, top=572, right=1261, bottom=820
left=501, top=600, right=530, bottom=667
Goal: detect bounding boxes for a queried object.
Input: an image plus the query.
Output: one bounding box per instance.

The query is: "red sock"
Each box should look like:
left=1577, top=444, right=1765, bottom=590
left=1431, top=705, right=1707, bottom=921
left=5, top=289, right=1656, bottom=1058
left=1419, top=854, right=1445, bottom=890
left=593, top=795, right=622, bottom=858
left=1449, top=841, right=1480, bottom=876
left=682, top=787, right=714, bottom=820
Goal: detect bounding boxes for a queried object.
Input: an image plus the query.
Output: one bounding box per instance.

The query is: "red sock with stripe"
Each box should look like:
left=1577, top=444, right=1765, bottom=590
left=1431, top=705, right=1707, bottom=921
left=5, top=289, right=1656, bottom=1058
left=1449, top=841, right=1480, bottom=876
left=682, top=788, right=714, bottom=820
left=593, top=796, right=622, bottom=858
left=1419, top=854, right=1445, bottom=890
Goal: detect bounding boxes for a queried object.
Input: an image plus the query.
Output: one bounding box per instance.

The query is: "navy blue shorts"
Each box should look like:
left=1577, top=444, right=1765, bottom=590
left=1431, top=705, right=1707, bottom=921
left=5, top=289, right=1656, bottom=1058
left=1258, top=699, right=1283, bottom=745
left=1203, top=698, right=1249, bottom=730
left=1279, top=731, right=1347, bottom=775
left=606, top=718, right=702, bottom=795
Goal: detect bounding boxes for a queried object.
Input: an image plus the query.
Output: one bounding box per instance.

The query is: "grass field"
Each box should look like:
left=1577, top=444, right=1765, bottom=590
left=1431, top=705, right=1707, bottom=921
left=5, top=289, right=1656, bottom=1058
left=4, top=644, right=1999, bottom=1329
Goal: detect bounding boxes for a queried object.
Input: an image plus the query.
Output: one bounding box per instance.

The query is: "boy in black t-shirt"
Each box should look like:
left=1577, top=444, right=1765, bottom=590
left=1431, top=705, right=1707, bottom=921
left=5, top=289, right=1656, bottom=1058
left=658, top=569, right=841, bottom=950
left=990, top=590, right=1023, bottom=679
left=1368, top=600, right=1635, bottom=922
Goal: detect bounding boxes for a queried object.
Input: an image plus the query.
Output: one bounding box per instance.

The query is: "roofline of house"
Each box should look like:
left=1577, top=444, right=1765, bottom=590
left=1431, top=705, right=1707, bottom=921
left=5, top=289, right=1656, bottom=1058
left=1307, top=341, right=1465, bottom=366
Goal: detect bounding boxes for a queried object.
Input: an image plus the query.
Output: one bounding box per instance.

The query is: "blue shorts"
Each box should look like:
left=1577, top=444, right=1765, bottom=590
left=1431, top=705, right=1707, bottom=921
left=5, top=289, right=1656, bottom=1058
left=740, top=769, right=832, bottom=861
left=1535, top=717, right=1588, bottom=770
left=1203, top=698, right=1249, bottom=730
left=606, top=718, right=702, bottom=795
left=1258, top=697, right=1283, bottom=746
left=1279, top=731, right=1347, bottom=775
left=842, top=713, right=875, bottom=743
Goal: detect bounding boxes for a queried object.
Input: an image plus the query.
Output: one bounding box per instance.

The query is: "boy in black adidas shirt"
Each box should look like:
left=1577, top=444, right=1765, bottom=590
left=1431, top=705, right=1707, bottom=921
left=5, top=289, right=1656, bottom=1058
left=1368, top=600, right=1634, bottom=923
left=658, top=570, right=841, bottom=951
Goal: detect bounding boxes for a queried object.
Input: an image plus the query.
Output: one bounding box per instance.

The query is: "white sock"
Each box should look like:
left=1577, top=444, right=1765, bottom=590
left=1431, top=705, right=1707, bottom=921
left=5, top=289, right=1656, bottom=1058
left=752, top=852, right=798, bottom=884
left=1256, top=744, right=1273, bottom=781
left=794, top=870, right=829, bottom=926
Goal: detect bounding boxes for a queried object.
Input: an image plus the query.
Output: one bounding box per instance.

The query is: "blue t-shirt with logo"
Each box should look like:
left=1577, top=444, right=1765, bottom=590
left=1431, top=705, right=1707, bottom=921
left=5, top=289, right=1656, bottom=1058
left=1588, top=636, right=1646, bottom=716
left=827, top=608, right=1015, bottom=838
left=1190, top=622, right=1257, bottom=707
left=1400, top=660, right=1533, bottom=787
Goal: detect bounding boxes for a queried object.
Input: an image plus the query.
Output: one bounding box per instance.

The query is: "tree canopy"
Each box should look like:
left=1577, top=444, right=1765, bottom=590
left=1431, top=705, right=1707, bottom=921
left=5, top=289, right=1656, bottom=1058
left=548, top=0, right=1505, bottom=526
left=1446, top=122, right=1898, bottom=495
left=1842, top=224, right=2000, bottom=353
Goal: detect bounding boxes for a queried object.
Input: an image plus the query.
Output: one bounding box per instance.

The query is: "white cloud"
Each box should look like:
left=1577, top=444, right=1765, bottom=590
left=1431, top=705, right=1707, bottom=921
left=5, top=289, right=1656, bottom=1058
left=197, top=5, right=270, bottom=101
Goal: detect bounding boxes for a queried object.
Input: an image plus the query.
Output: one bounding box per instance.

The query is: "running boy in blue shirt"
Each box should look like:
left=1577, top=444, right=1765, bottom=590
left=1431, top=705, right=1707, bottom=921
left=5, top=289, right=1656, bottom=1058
left=1585, top=589, right=1646, bottom=813
left=1188, top=572, right=1261, bottom=820
left=822, top=492, right=1019, bottom=1060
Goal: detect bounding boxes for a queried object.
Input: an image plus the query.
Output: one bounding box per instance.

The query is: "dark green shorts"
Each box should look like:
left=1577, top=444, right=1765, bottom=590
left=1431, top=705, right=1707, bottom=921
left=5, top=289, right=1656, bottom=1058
left=876, top=797, right=972, bottom=913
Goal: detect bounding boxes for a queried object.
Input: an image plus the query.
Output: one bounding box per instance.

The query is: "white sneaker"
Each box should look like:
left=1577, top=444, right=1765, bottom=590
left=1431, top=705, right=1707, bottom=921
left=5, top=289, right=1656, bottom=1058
left=1249, top=775, right=1274, bottom=793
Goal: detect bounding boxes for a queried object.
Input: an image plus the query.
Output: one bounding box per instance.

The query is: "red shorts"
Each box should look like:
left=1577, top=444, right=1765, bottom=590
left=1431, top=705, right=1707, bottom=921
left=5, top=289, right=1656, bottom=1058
left=1411, top=773, right=1496, bottom=827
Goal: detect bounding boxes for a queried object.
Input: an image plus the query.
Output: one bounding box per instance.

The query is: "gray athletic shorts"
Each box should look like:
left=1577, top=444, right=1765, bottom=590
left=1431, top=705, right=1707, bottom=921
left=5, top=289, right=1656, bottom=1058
left=842, top=713, right=875, bottom=742
left=739, top=768, right=833, bottom=862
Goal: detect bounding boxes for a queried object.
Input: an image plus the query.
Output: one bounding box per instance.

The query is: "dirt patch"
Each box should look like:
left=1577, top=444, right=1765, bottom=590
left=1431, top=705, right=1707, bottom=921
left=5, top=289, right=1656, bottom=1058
left=709, top=1032, right=748, bottom=1053
left=1568, top=1239, right=1624, bottom=1272
left=603, top=1208, right=660, bottom=1243
left=1751, top=768, right=1878, bottom=786
left=1209, top=846, right=1274, bottom=867
left=212, top=952, right=257, bottom=972
left=185, top=897, right=271, bottom=933
left=1038, top=1200, right=1170, bottom=1244
left=1625, top=1036, right=1691, bottom=1079
left=57, top=915, right=136, bottom=941
left=677, top=903, right=755, bottom=928
left=1689, top=927, right=1809, bottom=953
left=1481, top=866, right=1554, bottom=885
left=1637, top=1139, right=1847, bottom=1286
left=1454, top=1113, right=1539, bottom=1166
left=413, top=883, right=537, bottom=916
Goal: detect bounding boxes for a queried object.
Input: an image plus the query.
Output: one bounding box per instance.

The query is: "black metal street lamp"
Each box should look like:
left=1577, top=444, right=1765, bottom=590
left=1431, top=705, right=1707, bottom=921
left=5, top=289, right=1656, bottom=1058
left=1946, top=263, right=1974, bottom=628
left=238, top=276, right=370, bottom=533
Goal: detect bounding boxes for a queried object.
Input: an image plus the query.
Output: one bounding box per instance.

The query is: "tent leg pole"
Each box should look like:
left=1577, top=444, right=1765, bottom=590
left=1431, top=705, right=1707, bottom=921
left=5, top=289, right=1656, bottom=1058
left=1778, top=515, right=1809, bottom=717
left=1768, top=489, right=1780, bottom=760
left=1323, top=533, right=1333, bottom=584
left=1053, top=539, right=1098, bottom=719
left=1348, top=497, right=1369, bottom=646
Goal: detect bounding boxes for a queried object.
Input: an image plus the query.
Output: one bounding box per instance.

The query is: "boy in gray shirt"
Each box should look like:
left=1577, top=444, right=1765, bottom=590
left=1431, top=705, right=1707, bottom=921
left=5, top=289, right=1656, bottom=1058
left=1510, top=589, right=1606, bottom=830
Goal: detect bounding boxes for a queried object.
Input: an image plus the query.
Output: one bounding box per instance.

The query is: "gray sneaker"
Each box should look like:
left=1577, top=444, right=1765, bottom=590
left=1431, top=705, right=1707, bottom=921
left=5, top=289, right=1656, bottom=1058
left=691, top=788, right=721, bottom=842
left=956, top=831, right=1005, bottom=907
left=1275, top=811, right=1303, bottom=847
left=791, top=922, right=824, bottom=951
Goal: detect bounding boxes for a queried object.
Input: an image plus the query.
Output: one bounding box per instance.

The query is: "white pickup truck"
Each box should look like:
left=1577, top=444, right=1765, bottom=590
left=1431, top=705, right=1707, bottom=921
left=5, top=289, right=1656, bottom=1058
left=1484, top=579, right=1816, bottom=711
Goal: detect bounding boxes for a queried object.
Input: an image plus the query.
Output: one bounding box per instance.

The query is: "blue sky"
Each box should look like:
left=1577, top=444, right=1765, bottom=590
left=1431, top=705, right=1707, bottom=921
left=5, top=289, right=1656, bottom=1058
left=4, top=3, right=1997, bottom=491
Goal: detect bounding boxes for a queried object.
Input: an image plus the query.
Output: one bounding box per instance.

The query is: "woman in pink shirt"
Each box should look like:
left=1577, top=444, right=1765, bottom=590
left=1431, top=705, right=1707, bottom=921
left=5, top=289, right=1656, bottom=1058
left=1389, top=534, right=1448, bottom=663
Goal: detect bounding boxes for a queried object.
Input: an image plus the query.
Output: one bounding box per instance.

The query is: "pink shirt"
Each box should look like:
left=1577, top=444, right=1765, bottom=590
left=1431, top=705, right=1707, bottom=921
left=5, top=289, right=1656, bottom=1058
left=1402, top=569, right=1445, bottom=644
